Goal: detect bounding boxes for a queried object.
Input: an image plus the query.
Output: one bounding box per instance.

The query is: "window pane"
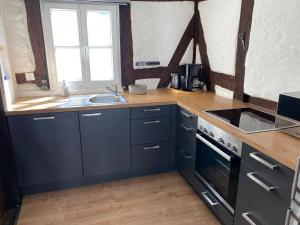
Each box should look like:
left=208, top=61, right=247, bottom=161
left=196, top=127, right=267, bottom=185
left=55, top=48, right=82, bottom=82
left=87, top=11, right=112, bottom=47
left=50, top=9, right=79, bottom=46
left=89, top=48, right=114, bottom=81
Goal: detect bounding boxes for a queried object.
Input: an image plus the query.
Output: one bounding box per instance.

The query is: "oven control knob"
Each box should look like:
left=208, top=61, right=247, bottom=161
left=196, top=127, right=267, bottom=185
left=218, top=138, right=225, bottom=144
left=203, top=128, right=208, bottom=133
left=199, top=126, right=203, bottom=130
left=208, top=132, right=214, bottom=137
left=231, top=146, right=238, bottom=152
left=226, top=143, right=232, bottom=148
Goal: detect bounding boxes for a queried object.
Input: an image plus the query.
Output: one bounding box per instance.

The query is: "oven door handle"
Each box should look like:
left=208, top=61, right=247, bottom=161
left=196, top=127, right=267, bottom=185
left=196, top=133, right=232, bottom=162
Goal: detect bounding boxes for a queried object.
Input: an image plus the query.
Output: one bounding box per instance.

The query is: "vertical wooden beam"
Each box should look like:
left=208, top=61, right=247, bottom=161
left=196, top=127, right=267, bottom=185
left=197, top=2, right=211, bottom=90
left=24, top=0, right=49, bottom=88
left=233, top=0, right=254, bottom=100
left=119, top=5, right=135, bottom=88
left=192, top=1, right=199, bottom=63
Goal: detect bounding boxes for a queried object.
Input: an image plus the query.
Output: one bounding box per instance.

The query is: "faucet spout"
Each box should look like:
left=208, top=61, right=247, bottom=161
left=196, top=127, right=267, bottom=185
left=106, top=84, right=119, bottom=96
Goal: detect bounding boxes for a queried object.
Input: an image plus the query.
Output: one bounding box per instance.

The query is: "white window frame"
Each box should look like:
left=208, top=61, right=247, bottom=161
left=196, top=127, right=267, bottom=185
left=41, top=1, right=121, bottom=91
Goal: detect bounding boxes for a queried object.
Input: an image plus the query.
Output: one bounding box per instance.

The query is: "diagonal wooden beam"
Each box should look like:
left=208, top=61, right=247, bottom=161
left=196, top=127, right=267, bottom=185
left=233, top=0, right=255, bottom=100
left=158, top=15, right=195, bottom=87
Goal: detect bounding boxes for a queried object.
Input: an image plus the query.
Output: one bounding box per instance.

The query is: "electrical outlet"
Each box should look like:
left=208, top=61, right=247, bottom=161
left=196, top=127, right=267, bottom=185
left=25, top=72, right=35, bottom=81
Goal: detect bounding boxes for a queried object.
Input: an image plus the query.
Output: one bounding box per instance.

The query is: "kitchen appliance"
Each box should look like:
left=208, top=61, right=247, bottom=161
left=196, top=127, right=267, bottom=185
left=206, top=107, right=300, bottom=134
left=170, top=73, right=181, bottom=89
left=285, top=158, right=300, bottom=225
left=181, top=64, right=205, bottom=92
left=195, top=117, right=242, bottom=216
left=277, top=92, right=300, bottom=139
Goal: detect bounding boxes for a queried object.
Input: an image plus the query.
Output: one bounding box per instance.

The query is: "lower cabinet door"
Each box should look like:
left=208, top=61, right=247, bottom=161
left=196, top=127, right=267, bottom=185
left=176, top=148, right=195, bottom=185
left=237, top=163, right=290, bottom=225
left=132, top=142, right=170, bottom=170
left=80, top=109, right=131, bottom=177
left=8, top=112, right=83, bottom=187
left=234, top=201, right=266, bottom=225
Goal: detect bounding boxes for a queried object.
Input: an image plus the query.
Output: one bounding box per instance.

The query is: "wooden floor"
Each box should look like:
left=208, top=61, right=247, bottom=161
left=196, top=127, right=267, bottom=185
left=17, top=172, right=220, bottom=225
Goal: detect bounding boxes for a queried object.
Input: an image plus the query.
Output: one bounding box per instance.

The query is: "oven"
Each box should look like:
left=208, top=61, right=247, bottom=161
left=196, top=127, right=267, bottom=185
left=195, top=121, right=241, bottom=214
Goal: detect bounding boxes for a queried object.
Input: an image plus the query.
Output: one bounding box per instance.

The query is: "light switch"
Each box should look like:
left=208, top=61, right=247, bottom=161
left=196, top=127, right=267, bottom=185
left=25, top=72, right=35, bottom=81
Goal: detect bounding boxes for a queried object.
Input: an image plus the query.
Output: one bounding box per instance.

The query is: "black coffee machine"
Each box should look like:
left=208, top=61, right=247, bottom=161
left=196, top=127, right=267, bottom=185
left=181, top=64, right=205, bottom=92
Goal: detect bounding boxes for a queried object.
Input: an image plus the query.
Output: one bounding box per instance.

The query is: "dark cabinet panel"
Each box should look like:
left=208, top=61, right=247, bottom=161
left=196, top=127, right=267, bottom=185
left=131, top=105, right=170, bottom=119
left=79, top=109, right=130, bottom=177
left=236, top=163, right=290, bottom=225
left=175, top=107, right=197, bottom=184
left=242, top=144, right=294, bottom=193
left=132, top=142, right=170, bottom=170
left=8, top=112, right=83, bottom=187
left=131, top=117, right=170, bottom=145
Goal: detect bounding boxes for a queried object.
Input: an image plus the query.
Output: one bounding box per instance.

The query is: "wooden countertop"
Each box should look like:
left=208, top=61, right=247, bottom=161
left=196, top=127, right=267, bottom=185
left=5, top=89, right=300, bottom=170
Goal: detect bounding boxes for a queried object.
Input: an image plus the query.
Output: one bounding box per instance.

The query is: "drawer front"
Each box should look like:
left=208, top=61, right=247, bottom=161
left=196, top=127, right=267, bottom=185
left=237, top=163, right=290, bottom=225
left=234, top=201, right=267, bottom=225
left=131, top=105, right=170, bottom=119
left=176, top=147, right=195, bottom=185
left=177, top=107, right=197, bottom=127
left=198, top=188, right=233, bottom=225
left=131, top=117, right=170, bottom=145
left=176, top=122, right=196, bottom=156
left=131, top=142, right=170, bottom=170
left=242, top=144, right=294, bottom=192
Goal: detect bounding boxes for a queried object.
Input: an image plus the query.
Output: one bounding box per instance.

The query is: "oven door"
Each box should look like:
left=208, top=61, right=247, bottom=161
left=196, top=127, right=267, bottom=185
left=195, top=131, right=240, bottom=213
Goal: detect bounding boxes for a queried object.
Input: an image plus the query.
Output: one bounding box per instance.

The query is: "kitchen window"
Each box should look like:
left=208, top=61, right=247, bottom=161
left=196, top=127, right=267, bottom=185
left=42, top=2, right=121, bottom=90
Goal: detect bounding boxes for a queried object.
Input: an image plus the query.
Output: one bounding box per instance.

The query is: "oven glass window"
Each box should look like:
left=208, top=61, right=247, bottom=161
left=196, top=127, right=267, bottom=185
left=195, top=134, right=240, bottom=208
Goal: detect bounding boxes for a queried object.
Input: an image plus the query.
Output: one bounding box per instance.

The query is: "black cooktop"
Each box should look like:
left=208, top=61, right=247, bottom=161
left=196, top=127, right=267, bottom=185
left=206, top=108, right=299, bottom=133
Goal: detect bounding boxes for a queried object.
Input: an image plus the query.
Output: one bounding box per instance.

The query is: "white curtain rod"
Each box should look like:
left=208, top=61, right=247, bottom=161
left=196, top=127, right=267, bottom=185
left=44, top=0, right=130, bottom=5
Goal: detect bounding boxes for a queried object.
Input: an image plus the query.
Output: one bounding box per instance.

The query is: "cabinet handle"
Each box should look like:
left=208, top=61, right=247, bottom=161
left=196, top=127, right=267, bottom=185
left=247, top=172, right=276, bottom=192
left=242, top=213, right=257, bottom=225
left=144, top=145, right=160, bottom=150
left=33, top=116, right=55, bottom=121
left=143, top=120, right=160, bottom=125
left=250, top=152, right=279, bottom=170
left=144, top=108, right=161, bottom=112
left=201, top=192, right=219, bottom=207
left=286, top=209, right=300, bottom=224
left=181, top=123, right=193, bottom=132
left=180, top=150, right=193, bottom=160
left=180, top=110, right=193, bottom=118
left=82, top=113, right=102, bottom=117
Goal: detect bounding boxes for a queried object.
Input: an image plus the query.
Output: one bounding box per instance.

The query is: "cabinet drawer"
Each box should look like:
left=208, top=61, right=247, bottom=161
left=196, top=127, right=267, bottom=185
left=177, top=107, right=197, bottom=127
left=131, top=117, right=170, bottom=145
left=131, top=142, right=170, bottom=170
left=234, top=201, right=267, bottom=225
left=242, top=144, right=294, bottom=192
left=131, top=105, right=170, bottom=119
left=176, top=122, right=196, bottom=156
left=237, top=163, right=290, bottom=225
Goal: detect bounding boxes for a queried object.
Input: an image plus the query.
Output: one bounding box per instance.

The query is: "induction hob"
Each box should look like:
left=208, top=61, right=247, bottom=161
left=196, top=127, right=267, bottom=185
left=205, top=108, right=300, bottom=133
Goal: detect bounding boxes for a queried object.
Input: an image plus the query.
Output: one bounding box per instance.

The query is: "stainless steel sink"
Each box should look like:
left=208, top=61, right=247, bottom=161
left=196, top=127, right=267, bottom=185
left=88, top=94, right=127, bottom=104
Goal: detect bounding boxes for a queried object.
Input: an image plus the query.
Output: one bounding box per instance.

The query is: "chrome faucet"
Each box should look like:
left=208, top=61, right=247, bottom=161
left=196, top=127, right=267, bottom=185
left=106, top=84, right=119, bottom=96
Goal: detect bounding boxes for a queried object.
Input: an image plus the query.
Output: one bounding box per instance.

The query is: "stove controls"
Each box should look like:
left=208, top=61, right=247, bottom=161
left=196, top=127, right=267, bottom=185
left=218, top=138, right=225, bottom=144
left=208, top=132, right=214, bottom=137
left=203, top=128, right=208, bottom=133
left=226, top=143, right=232, bottom=148
left=199, top=126, right=203, bottom=130
left=231, top=146, right=238, bottom=152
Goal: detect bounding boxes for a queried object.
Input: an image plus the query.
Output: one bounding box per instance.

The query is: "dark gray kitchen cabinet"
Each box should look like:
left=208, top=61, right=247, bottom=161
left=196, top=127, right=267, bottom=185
left=175, top=106, right=197, bottom=185
left=79, top=109, right=130, bottom=177
left=8, top=112, right=83, bottom=188
left=234, top=144, right=294, bottom=225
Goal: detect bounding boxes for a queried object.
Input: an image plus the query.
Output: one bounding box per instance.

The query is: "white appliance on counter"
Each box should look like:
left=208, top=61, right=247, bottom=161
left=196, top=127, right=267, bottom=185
left=286, top=158, right=300, bottom=225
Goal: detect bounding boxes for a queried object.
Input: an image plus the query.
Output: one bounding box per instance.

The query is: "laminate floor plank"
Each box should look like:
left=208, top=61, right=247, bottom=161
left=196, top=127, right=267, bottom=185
left=17, top=172, right=220, bottom=225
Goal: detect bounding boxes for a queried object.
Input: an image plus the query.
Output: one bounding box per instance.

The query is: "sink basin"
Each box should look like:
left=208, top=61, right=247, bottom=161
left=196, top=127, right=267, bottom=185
left=88, top=94, right=127, bottom=105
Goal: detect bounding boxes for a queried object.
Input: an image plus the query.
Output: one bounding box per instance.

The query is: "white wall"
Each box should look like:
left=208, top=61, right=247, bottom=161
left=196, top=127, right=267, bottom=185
left=131, top=2, right=194, bottom=69
left=244, top=0, right=300, bottom=102
left=198, top=0, right=242, bottom=75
